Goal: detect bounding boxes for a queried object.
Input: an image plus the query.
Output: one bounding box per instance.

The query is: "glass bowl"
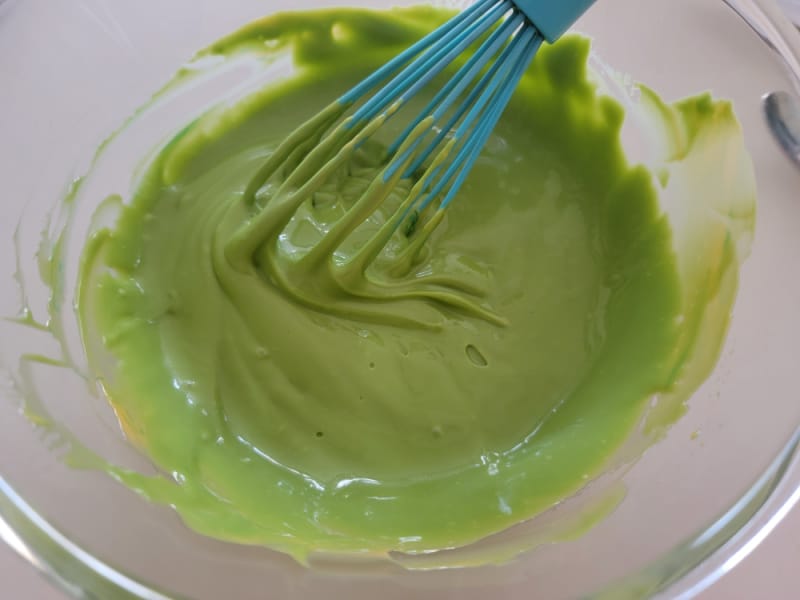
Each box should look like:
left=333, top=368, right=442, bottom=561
left=1, top=0, right=799, bottom=598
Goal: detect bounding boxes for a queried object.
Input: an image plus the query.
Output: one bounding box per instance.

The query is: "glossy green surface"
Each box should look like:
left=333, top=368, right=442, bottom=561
left=77, top=7, right=754, bottom=561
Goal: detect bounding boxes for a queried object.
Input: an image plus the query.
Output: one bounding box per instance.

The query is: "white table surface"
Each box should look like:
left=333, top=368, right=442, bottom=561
left=3, top=3, right=798, bottom=599
left=2, top=502, right=799, bottom=599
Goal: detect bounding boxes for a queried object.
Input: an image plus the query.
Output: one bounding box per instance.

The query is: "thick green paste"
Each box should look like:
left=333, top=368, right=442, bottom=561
left=77, top=7, right=755, bottom=560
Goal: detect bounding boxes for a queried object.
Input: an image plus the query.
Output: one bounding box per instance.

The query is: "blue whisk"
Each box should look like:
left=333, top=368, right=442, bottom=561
left=241, top=0, right=597, bottom=266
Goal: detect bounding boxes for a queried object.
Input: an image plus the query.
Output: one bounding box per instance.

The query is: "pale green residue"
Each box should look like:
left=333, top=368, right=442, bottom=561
left=636, top=88, right=756, bottom=433
left=68, top=7, right=756, bottom=563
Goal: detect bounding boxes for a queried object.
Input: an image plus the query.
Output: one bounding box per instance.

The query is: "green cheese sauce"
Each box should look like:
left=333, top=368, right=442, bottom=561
left=75, top=7, right=756, bottom=562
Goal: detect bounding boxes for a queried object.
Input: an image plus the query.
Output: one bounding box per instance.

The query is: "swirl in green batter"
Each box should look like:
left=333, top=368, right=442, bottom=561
left=77, top=7, right=755, bottom=561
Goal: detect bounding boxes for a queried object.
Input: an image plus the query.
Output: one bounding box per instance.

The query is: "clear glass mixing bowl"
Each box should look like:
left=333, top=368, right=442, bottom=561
left=1, top=0, right=799, bottom=598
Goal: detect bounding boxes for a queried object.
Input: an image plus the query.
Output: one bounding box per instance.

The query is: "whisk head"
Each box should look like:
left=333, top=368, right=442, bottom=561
left=230, top=0, right=547, bottom=327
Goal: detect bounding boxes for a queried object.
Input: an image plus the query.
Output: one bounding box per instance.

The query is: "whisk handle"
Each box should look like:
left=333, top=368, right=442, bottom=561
left=511, top=0, right=596, bottom=43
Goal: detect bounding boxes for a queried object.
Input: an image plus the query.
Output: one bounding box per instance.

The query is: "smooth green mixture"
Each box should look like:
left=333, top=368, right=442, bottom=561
left=77, top=7, right=755, bottom=561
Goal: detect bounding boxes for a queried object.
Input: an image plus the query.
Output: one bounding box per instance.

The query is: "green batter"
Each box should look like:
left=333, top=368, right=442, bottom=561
left=76, top=7, right=755, bottom=560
